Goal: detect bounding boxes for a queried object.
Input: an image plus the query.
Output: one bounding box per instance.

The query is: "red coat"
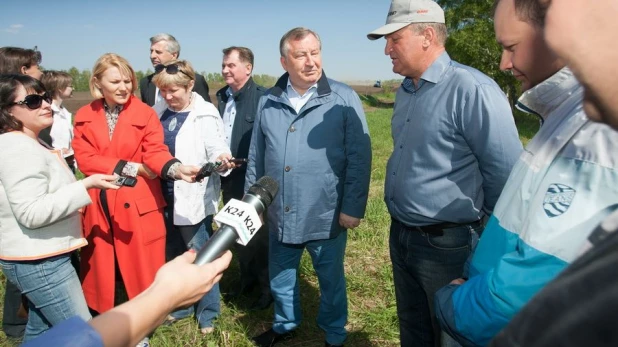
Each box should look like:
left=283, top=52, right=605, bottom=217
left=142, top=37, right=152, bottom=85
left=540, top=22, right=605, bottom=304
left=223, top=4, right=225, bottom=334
left=73, top=96, right=175, bottom=313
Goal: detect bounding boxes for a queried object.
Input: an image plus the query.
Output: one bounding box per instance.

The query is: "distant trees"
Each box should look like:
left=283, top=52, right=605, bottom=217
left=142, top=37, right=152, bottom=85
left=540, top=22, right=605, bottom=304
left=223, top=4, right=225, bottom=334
left=438, top=0, right=520, bottom=106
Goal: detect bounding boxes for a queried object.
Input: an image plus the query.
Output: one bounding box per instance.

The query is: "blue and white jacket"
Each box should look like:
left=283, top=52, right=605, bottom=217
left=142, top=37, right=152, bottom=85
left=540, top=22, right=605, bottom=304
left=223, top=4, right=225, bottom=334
left=435, top=68, right=618, bottom=346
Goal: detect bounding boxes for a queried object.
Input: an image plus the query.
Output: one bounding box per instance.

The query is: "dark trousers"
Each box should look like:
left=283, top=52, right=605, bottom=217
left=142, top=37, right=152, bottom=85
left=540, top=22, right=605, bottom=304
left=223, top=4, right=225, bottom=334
left=222, top=178, right=270, bottom=296
left=2, top=281, right=27, bottom=338
left=389, top=219, right=483, bottom=347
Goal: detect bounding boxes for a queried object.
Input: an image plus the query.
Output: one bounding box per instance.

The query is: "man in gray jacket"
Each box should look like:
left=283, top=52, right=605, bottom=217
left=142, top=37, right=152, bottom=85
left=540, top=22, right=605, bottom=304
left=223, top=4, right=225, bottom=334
left=215, top=46, right=271, bottom=311
left=246, top=27, right=372, bottom=347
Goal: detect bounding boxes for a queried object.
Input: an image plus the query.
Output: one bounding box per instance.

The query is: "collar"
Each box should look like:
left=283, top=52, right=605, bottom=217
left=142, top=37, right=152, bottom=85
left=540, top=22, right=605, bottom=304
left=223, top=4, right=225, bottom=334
left=516, top=67, right=581, bottom=121
left=286, top=78, right=317, bottom=97
left=103, top=101, right=124, bottom=114
left=272, top=71, right=331, bottom=98
left=402, top=51, right=450, bottom=92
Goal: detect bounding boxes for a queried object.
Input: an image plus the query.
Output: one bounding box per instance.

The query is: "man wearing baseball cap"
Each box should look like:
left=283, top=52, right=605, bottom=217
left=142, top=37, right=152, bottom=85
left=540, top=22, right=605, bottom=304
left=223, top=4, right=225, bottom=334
left=368, top=1, right=522, bottom=346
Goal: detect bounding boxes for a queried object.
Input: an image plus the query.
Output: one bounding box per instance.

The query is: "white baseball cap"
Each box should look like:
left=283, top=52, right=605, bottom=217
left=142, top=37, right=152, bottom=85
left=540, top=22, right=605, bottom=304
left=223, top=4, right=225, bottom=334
left=367, top=0, right=445, bottom=40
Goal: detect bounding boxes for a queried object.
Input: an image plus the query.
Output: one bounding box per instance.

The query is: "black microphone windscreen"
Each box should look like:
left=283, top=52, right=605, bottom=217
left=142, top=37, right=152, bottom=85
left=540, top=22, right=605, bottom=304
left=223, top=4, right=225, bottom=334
left=249, top=176, right=279, bottom=206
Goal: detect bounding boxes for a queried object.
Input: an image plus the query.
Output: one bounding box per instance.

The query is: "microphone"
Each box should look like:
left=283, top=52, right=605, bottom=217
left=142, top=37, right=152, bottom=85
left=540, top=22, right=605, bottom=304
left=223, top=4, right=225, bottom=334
left=193, top=176, right=278, bottom=266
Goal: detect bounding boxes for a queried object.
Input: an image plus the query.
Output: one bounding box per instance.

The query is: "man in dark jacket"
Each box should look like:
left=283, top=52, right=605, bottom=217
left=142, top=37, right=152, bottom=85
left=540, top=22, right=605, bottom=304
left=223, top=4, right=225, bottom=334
left=215, top=46, right=271, bottom=310
left=139, top=33, right=210, bottom=106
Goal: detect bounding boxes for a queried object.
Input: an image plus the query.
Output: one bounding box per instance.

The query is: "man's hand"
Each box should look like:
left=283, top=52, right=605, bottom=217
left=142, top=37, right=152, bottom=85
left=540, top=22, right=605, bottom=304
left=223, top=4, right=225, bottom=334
left=339, top=212, right=361, bottom=229
left=450, top=278, right=466, bottom=285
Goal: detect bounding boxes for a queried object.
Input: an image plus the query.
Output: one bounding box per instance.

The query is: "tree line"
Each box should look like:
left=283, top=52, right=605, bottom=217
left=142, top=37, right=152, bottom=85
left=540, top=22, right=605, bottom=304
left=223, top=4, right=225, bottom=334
left=64, top=1, right=518, bottom=104
left=64, top=67, right=279, bottom=93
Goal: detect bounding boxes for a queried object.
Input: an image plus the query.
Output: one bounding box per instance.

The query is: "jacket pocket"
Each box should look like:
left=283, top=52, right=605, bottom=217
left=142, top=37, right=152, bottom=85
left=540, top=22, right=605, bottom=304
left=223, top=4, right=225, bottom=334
left=134, top=196, right=166, bottom=245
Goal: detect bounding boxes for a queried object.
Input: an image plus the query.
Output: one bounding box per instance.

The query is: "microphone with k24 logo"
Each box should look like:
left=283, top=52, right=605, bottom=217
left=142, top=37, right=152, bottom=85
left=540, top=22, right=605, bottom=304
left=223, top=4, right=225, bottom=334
left=193, top=176, right=279, bottom=266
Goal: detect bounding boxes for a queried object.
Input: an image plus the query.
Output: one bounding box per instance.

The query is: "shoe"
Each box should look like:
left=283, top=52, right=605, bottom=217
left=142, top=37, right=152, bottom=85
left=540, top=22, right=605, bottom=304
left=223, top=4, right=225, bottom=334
left=135, top=337, right=150, bottom=347
left=200, top=326, right=215, bottom=335
left=325, top=342, right=344, bottom=347
left=249, top=294, right=274, bottom=311
left=252, top=328, right=294, bottom=347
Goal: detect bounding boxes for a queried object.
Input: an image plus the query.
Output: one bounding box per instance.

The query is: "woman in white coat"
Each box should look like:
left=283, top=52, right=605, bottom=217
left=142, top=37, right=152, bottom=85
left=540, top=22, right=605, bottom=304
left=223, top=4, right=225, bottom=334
left=152, top=60, right=234, bottom=334
left=0, top=74, right=118, bottom=341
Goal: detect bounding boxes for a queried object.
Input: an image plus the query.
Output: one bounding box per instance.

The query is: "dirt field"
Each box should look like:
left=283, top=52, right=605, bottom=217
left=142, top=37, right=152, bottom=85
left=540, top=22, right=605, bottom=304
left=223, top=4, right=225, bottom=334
left=63, top=85, right=385, bottom=114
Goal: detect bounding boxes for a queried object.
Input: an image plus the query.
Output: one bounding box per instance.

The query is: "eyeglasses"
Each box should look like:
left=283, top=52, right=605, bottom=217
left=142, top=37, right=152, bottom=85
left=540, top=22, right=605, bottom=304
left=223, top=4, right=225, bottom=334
left=9, top=93, right=52, bottom=110
left=154, top=64, right=191, bottom=78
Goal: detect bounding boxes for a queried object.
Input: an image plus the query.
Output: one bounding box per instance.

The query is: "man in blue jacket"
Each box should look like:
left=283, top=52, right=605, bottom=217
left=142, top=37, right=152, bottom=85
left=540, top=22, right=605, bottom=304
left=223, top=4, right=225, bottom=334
left=367, top=1, right=522, bottom=346
left=435, top=0, right=618, bottom=345
left=246, top=27, right=372, bottom=347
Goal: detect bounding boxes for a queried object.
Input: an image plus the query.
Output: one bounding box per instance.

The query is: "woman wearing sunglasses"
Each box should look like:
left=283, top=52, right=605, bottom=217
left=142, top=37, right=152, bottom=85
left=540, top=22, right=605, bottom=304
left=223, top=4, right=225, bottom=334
left=151, top=60, right=233, bottom=334
left=72, top=54, right=201, bottom=340
left=0, top=74, right=119, bottom=341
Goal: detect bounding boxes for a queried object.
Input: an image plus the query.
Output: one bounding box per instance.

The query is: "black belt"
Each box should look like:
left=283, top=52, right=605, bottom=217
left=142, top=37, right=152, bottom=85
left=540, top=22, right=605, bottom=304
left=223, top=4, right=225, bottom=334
left=392, top=218, right=482, bottom=235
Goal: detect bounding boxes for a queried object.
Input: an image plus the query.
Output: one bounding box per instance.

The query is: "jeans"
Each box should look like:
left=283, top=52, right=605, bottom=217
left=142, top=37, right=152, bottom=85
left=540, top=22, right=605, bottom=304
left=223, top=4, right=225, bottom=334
left=0, top=253, right=91, bottom=341
left=389, top=219, right=482, bottom=347
left=163, top=197, right=220, bottom=328
left=269, top=231, right=348, bottom=346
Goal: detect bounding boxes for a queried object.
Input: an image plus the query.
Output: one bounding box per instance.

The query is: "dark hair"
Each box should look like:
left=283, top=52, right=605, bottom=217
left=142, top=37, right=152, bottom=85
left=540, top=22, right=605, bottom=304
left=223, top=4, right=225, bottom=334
left=222, top=46, right=255, bottom=70
left=0, top=74, right=46, bottom=134
left=0, top=47, right=42, bottom=74
left=492, top=0, right=547, bottom=26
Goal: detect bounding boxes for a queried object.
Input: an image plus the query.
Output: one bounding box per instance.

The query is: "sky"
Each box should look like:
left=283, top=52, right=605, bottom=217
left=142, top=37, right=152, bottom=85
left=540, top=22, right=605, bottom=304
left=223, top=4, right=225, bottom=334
left=0, top=0, right=403, bottom=83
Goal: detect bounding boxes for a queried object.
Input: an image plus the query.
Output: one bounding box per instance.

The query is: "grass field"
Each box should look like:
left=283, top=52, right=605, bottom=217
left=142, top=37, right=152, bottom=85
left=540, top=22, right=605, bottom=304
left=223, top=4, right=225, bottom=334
left=0, top=93, right=539, bottom=347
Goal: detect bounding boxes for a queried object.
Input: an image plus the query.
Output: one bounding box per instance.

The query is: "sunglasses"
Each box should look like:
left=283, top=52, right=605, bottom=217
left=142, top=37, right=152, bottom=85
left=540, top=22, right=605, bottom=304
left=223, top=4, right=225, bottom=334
left=154, top=64, right=191, bottom=78
left=9, top=93, right=52, bottom=110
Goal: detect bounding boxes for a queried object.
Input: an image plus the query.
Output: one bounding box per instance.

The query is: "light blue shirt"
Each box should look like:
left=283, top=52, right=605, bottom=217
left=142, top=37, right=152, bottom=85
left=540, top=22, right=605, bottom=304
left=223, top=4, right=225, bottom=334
left=286, top=78, right=317, bottom=114
left=385, top=52, right=523, bottom=226
left=222, top=88, right=236, bottom=147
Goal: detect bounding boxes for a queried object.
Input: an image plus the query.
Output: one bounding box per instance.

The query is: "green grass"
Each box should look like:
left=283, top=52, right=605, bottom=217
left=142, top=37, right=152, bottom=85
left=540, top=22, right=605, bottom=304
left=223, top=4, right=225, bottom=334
left=0, top=96, right=538, bottom=347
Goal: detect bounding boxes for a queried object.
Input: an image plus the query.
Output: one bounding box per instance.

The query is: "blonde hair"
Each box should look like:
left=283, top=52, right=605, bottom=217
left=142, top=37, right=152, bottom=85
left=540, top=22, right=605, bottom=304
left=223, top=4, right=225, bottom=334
left=89, top=53, right=137, bottom=99
left=151, top=59, right=196, bottom=89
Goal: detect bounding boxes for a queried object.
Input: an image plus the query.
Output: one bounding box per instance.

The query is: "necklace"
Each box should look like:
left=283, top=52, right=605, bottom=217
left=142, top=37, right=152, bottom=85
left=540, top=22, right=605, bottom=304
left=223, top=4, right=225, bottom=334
left=168, top=94, right=193, bottom=132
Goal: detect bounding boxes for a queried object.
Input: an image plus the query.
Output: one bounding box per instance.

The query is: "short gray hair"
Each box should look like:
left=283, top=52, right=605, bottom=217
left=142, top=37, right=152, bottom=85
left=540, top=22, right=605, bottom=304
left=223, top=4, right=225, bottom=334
left=149, top=33, right=181, bottom=57
left=410, top=23, right=448, bottom=46
left=279, top=27, right=322, bottom=57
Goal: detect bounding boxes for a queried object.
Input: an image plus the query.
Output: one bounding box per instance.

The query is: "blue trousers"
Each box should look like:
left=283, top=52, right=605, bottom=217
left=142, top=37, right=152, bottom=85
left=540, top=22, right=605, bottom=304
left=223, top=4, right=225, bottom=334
left=0, top=253, right=91, bottom=341
left=164, top=197, right=220, bottom=329
left=270, top=231, right=348, bottom=346
left=389, top=219, right=482, bottom=347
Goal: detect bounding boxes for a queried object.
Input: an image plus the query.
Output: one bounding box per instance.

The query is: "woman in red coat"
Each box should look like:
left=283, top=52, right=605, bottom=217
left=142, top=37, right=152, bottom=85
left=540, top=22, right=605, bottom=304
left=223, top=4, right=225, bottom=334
left=73, top=53, right=199, bottom=316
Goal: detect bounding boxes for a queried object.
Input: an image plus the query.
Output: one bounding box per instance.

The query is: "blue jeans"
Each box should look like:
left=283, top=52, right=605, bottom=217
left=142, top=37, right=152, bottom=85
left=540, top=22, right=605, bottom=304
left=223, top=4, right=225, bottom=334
left=0, top=253, right=91, bottom=341
left=269, top=231, right=348, bottom=346
left=163, top=197, right=220, bottom=328
left=389, top=219, right=482, bottom=347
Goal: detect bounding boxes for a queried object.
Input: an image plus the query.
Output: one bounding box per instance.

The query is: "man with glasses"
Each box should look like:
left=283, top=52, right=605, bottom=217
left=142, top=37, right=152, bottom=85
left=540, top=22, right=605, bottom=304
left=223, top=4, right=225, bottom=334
left=139, top=33, right=211, bottom=106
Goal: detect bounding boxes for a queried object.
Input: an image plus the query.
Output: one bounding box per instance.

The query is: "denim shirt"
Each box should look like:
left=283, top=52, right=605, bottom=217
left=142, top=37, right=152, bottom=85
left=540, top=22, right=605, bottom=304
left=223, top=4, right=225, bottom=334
left=385, top=52, right=522, bottom=226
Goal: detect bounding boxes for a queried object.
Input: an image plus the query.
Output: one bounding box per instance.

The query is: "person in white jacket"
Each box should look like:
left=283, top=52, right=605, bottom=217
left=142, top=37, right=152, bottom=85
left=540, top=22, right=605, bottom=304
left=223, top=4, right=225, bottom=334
left=0, top=74, right=118, bottom=341
left=152, top=59, right=234, bottom=334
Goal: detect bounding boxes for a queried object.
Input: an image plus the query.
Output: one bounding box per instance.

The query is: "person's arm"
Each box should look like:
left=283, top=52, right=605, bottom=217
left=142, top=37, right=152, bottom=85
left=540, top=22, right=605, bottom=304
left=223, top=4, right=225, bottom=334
left=244, top=97, right=267, bottom=193
left=0, top=138, right=116, bottom=229
left=460, top=84, right=523, bottom=214
left=339, top=90, right=372, bottom=228
left=90, top=250, right=231, bottom=346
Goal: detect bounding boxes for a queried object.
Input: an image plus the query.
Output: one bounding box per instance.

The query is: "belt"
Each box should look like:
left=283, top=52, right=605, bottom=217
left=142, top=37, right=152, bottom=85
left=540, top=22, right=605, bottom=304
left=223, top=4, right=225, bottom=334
left=392, top=218, right=482, bottom=235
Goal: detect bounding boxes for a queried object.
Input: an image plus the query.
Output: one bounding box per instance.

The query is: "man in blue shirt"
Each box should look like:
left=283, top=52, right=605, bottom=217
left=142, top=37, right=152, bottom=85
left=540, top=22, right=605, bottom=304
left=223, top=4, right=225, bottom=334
left=367, top=0, right=523, bottom=346
left=247, top=27, right=372, bottom=347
